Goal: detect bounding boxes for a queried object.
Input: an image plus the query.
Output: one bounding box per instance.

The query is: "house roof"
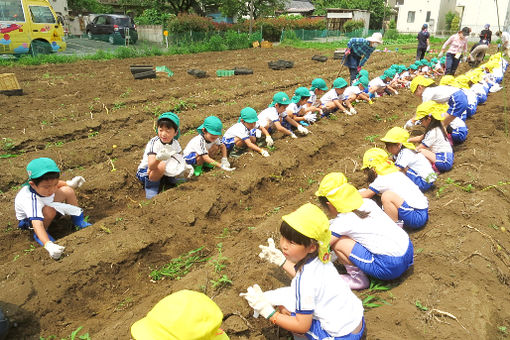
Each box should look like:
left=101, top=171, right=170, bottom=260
left=285, top=0, right=315, bottom=12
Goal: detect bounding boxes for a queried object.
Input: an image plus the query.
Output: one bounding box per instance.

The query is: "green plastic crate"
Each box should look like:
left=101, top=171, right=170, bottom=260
left=216, top=70, right=235, bottom=77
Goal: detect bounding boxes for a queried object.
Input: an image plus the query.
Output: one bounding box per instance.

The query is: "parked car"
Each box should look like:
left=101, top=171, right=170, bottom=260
left=85, top=14, right=137, bottom=44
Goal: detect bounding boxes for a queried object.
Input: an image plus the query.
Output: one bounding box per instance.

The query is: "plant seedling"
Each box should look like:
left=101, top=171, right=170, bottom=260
left=150, top=246, right=208, bottom=281
left=498, top=326, right=507, bottom=334
left=216, top=227, right=230, bottom=239
left=211, top=274, right=232, bottom=289
left=415, top=300, right=428, bottom=311
left=364, top=134, right=380, bottom=143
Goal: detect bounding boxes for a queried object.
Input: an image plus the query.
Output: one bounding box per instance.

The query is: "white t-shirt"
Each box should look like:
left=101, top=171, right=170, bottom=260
left=329, top=199, right=410, bottom=256
left=15, top=185, right=55, bottom=221
left=287, top=102, right=304, bottom=116
left=422, top=127, right=453, bottom=154
left=292, top=257, right=363, bottom=337
left=450, top=117, right=466, bottom=130
left=183, top=134, right=221, bottom=158
left=223, top=122, right=253, bottom=141
left=394, top=147, right=436, bottom=182
left=307, top=90, right=323, bottom=107
left=470, top=83, right=486, bottom=96
left=320, top=89, right=339, bottom=104
left=462, top=88, right=478, bottom=107
left=369, top=171, right=428, bottom=209
left=257, top=107, right=280, bottom=129
left=342, top=86, right=361, bottom=100
left=421, top=86, right=458, bottom=103
left=138, top=136, right=182, bottom=170
left=400, top=71, right=410, bottom=79
left=422, top=66, right=430, bottom=73
left=369, top=77, right=386, bottom=90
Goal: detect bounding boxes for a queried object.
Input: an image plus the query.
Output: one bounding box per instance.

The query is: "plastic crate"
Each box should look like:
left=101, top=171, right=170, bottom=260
left=216, top=70, right=235, bottom=77
left=0, top=73, right=22, bottom=96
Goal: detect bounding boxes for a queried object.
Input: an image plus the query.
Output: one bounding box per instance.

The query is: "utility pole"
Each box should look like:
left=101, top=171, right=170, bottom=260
left=249, top=0, right=254, bottom=35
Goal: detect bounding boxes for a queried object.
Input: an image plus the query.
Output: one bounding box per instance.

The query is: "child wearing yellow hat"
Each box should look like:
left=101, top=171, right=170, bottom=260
left=360, top=148, right=429, bottom=229
left=439, top=75, right=478, bottom=120
left=315, top=172, right=414, bottom=289
left=131, top=290, right=229, bottom=340
left=381, top=127, right=437, bottom=192
left=407, top=101, right=454, bottom=172
left=244, top=203, right=365, bottom=340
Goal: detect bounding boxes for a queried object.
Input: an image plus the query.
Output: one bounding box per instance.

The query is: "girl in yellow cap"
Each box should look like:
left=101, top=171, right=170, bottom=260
left=242, top=203, right=365, bottom=340
left=408, top=101, right=454, bottom=172
left=315, top=172, right=414, bottom=289
left=381, top=127, right=437, bottom=192
left=360, top=148, right=429, bottom=229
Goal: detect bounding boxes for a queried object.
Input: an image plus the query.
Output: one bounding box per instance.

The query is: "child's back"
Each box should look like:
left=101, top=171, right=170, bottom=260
left=422, top=126, right=452, bottom=154
left=370, top=171, right=428, bottom=209
left=395, top=147, right=436, bottom=182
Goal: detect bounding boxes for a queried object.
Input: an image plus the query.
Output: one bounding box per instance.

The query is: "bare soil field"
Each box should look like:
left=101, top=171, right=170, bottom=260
left=1, top=46, right=509, bottom=340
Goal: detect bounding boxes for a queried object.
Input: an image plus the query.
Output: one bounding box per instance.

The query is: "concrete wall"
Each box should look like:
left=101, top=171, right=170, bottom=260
left=396, top=0, right=456, bottom=33
left=457, top=0, right=510, bottom=35
left=137, top=25, right=163, bottom=44
left=352, top=11, right=371, bottom=33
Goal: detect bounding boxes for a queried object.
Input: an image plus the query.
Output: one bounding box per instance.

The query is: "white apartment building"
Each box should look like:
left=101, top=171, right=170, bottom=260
left=394, top=0, right=457, bottom=33
left=457, top=0, right=510, bottom=35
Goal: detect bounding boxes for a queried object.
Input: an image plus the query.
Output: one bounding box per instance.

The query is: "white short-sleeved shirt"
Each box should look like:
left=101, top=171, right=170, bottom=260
left=434, top=62, right=443, bottom=71
left=15, top=185, right=55, bottom=221
left=470, top=83, right=486, bottom=96
left=138, top=136, right=182, bottom=170
left=223, top=122, right=252, bottom=141
left=422, top=66, right=430, bottom=73
left=394, top=147, right=436, bottom=181
left=369, top=77, right=386, bottom=90
left=292, top=257, right=363, bottom=337
left=329, top=198, right=410, bottom=256
left=287, top=102, right=304, bottom=116
left=422, top=127, right=453, bottom=154
left=369, top=171, right=428, bottom=209
left=342, top=86, right=361, bottom=100
left=183, top=134, right=221, bottom=158
left=308, top=90, right=323, bottom=107
left=421, top=85, right=458, bottom=103
left=320, top=89, right=340, bottom=104
left=462, top=88, right=478, bottom=106
left=450, top=117, right=466, bottom=130
left=400, top=71, right=410, bottom=79
left=257, top=107, right=280, bottom=129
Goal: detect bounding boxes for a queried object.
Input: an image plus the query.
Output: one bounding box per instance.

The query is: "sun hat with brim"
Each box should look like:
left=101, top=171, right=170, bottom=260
left=282, top=203, right=331, bottom=263
left=333, top=77, right=348, bottom=89
left=361, top=148, right=399, bottom=176
left=366, top=32, right=383, bottom=45
left=354, top=76, right=369, bottom=88
left=310, top=78, right=328, bottom=91
left=439, top=75, right=455, bottom=86
left=157, top=112, right=181, bottom=139
left=454, top=75, right=471, bottom=89
left=131, top=290, right=229, bottom=340
left=315, top=172, right=364, bottom=213
left=292, top=87, right=311, bottom=103
left=270, top=92, right=292, bottom=107
left=380, top=127, right=416, bottom=150
left=27, top=158, right=60, bottom=180
left=410, top=75, right=434, bottom=93
left=239, top=107, right=258, bottom=123
left=197, top=116, right=223, bottom=136
left=414, top=101, right=448, bottom=121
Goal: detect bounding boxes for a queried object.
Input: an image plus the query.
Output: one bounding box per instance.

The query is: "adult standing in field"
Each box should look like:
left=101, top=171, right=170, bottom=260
left=496, top=30, right=510, bottom=57
left=479, top=24, right=492, bottom=45
left=344, top=32, right=383, bottom=84
left=416, top=24, right=430, bottom=61
left=438, top=27, right=470, bottom=75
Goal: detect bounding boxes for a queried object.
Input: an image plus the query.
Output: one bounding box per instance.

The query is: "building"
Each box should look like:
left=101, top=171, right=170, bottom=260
left=456, top=0, right=510, bottom=35
left=394, top=0, right=456, bottom=33
left=282, top=0, right=315, bottom=16
left=326, top=8, right=370, bottom=32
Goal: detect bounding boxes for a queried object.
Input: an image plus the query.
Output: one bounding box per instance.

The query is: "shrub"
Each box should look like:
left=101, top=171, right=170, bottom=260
left=450, top=15, right=461, bottom=32
left=207, top=35, right=227, bottom=51
left=167, top=14, right=214, bottom=33
left=445, top=11, right=455, bottom=30
left=282, top=29, right=299, bottom=42
left=224, top=30, right=250, bottom=49
left=384, top=29, right=399, bottom=40
left=343, top=19, right=365, bottom=33
left=389, top=19, right=396, bottom=29
left=135, top=9, right=173, bottom=26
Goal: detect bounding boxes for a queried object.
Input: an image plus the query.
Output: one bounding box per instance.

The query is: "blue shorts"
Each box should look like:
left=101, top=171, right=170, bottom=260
left=447, top=90, right=468, bottom=118
left=451, top=127, right=468, bottom=145
left=349, top=239, right=414, bottom=280
left=183, top=152, right=198, bottom=165
left=466, top=102, right=477, bottom=118
left=18, top=218, right=32, bottom=230
left=304, top=316, right=365, bottom=340
left=435, top=152, right=454, bottom=172
left=476, top=93, right=487, bottom=105
left=406, top=168, right=435, bottom=192
left=221, top=137, right=236, bottom=151
left=398, top=201, right=428, bottom=229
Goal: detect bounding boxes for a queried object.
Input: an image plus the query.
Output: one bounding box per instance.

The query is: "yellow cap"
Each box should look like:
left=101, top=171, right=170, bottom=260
left=361, top=148, right=399, bottom=176
left=282, top=203, right=331, bottom=263
left=454, top=75, right=470, bottom=89
left=439, top=75, right=455, bottom=86
left=131, top=290, right=230, bottom=340
left=410, top=75, right=434, bottom=93
left=414, top=101, right=448, bottom=121
left=380, top=127, right=416, bottom=150
left=315, top=172, right=363, bottom=213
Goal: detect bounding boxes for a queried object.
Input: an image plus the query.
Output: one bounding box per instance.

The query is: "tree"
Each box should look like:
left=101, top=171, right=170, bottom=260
left=219, top=0, right=286, bottom=20
left=311, top=0, right=390, bottom=29
left=445, top=11, right=455, bottom=30
left=68, top=0, right=112, bottom=13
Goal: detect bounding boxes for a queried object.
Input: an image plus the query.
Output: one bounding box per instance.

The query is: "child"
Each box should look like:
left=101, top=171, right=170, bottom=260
left=369, top=70, right=398, bottom=98
left=439, top=75, right=477, bottom=120
left=222, top=107, right=270, bottom=158
left=320, top=77, right=351, bottom=115
left=15, top=157, right=91, bottom=260
left=131, top=290, right=229, bottom=339
left=341, top=78, right=371, bottom=114
left=136, top=112, right=192, bottom=199
left=183, top=116, right=234, bottom=176
left=257, top=92, right=298, bottom=146
left=305, top=78, right=328, bottom=117
left=360, top=148, right=429, bottom=229
left=244, top=203, right=365, bottom=339
left=315, top=172, right=414, bottom=290
left=408, top=101, right=455, bottom=172
left=286, top=87, right=317, bottom=125
left=381, top=127, right=437, bottom=192
left=448, top=117, right=468, bottom=145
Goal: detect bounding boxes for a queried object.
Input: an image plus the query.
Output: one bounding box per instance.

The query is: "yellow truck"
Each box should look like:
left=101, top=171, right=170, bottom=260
left=0, top=0, right=66, bottom=55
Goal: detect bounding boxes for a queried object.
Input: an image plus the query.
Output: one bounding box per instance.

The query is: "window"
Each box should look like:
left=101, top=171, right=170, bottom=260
left=0, top=0, right=25, bottom=22
left=426, top=11, right=431, bottom=22
left=29, top=5, right=55, bottom=23
left=407, top=11, right=415, bottom=23
left=396, top=0, right=404, bottom=5
left=95, top=16, right=106, bottom=25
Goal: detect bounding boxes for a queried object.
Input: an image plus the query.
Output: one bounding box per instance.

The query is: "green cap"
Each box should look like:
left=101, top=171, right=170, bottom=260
left=420, top=58, right=428, bottom=63
left=310, top=78, right=328, bottom=91
left=333, top=77, right=348, bottom=89
left=27, top=157, right=60, bottom=180
left=431, top=57, right=438, bottom=63
left=292, top=87, right=311, bottom=103
left=410, top=64, right=418, bottom=70
left=358, top=70, right=369, bottom=79
left=240, top=107, right=258, bottom=123
left=157, top=112, right=181, bottom=139
left=354, top=76, right=369, bottom=88
left=197, top=116, right=223, bottom=136
left=382, top=69, right=395, bottom=79
left=271, top=92, right=292, bottom=106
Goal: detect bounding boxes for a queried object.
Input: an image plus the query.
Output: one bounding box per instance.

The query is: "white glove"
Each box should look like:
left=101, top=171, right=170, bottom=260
left=240, top=284, right=276, bottom=319
left=66, top=176, right=85, bottom=189
left=221, top=164, right=236, bottom=171
left=426, top=45, right=430, bottom=52
left=290, top=133, right=298, bottom=139
left=394, top=90, right=399, bottom=95
left=462, top=56, right=467, bottom=62
left=263, top=287, right=294, bottom=309
left=403, top=119, right=415, bottom=130
left=220, top=157, right=230, bottom=168
left=438, top=51, right=443, bottom=58
left=265, top=135, right=274, bottom=147
left=156, top=146, right=176, bottom=161
left=185, top=164, right=194, bottom=178
left=255, top=129, right=262, bottom=138
left=44, top=241, right=65, bottom=260
left=303, top=112, right=317, bottom=123
left=260, top=149, right=270, bottom=157
left=349, top=107, right=357, bottom=115
left=258, top=238, right=286, bottom=266
left=296, top=124, right=309, bottom=135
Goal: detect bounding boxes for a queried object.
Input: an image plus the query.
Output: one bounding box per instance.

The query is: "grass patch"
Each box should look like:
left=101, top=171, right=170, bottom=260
left=149, top=246, right=209, bottom=281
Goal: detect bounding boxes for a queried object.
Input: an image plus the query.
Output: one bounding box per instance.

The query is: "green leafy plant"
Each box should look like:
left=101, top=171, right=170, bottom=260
left=498, top=326, right=507, bottom=334
left=115, top=297, right=133, bottom=311
left=24, top=244, right=36, bottom=253
left=365, top=134, right=380, bottom=143
left=87, top=131, right=99, bottom=138
left=216, top=227, right=230, bottom=239
left=40, top=326, right=91, bottom=340
left=211, top=274, right=232, bottom=289
left=150, top=246, right=208, bottom=281
left=210, top=243, right=228, bottom=273
left=415, top=300, right=428, bottom=311
left=362, top=295, right=389, bottom=309
left=368, top=279, right=392, bottom=291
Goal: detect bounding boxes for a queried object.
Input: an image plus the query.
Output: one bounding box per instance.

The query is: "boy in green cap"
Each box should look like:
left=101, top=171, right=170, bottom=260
left=257, top=92, right=298, bottom=147
left=285, top=87, right=317, bottom=126
left=183, top=116, right=234, bottom=176
left=320, top=77, right=351, bottom=115
left=222, top=107, right=270, bottom=157
left=305, top=78, right=329, bottom=117
left=136, top=112, right=193, bottom=199
left=341, top=76, right=372, bottom=113
left=14, top=157, right=91, bottom=260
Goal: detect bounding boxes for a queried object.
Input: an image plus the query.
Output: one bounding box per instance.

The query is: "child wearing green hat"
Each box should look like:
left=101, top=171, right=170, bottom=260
left=183, top=116, right=234, bottom=176
left=320, top=77, right=351, bottom=115
left=14, top=157, right=92, bottom=260
left=136, top=112, right=193, bottom=199
left=286, top=87, right=317, bottom=125
left=222, top=107, right=270, bottom=157
left=341, top=77, right=372, bottom=113
left=305, top=78, right=328, bottom=115
left=257, top=92, right=298, bottom=147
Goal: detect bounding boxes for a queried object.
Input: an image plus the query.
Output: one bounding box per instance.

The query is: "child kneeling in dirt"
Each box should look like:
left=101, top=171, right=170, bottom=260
left=285, top=87, right=317, bottom=126
left=320, top=77, right=351, bottom=115
left=257, top=92, right=298, bottom=147
left=183, top=116, right=234, bottom=176
left=244, top=203, right=365, bottom=340
left=222, top=107, right=270, bottom=158
left=305, top=78, right=329, bottom=117
left=136, top=112, right=193, bottom=199
left=15, top=157, right=91, bottom=260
